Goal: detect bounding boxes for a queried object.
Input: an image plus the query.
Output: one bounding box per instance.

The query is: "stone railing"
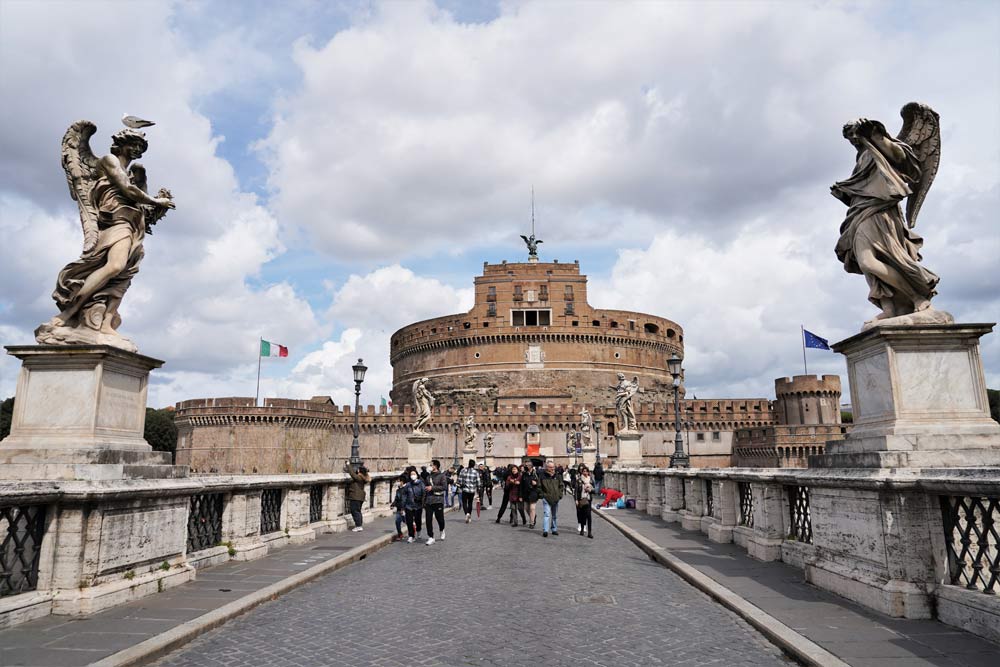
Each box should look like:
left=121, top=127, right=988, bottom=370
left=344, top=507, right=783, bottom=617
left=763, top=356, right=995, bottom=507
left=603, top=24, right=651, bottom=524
left=0, top=471, right=399, bottom=629
left=604, top=467, right=1000, bottom=645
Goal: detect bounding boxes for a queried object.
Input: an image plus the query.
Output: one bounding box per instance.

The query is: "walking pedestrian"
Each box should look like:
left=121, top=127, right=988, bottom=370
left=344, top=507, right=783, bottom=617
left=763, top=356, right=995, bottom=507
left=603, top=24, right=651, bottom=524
left=344, top=462, right=370, bottom=531
left=404, top=466, right=425, bottom=543
left=424, top=459, right=447, bottom=545
left=495, top=463, right=511, bottom=523
left=477, top=464, right=493, bottom=509
left=506, top=464, right=523, bottom=527
left=575, top=465, right=595, bottom=538
left=521, top=461, right=540, bottom=529
left=458, top=459, right=480, bottom=522
left=592, top=460, right=604, bottom=503
left=538, top=460, right=564, bottom=537
left=391, top=474, right=408, bottom=541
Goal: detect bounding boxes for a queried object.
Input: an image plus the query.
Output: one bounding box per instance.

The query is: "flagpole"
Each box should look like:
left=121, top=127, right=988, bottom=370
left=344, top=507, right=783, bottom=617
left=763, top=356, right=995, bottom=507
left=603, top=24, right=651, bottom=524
left=255, top=337, right=262, bottom=407
left=801, top=325, right=808, bottom=375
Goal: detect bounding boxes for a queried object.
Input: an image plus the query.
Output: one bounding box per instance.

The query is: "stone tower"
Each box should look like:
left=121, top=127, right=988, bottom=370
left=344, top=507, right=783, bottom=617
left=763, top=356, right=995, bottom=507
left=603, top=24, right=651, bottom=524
left=774, top=375, right=842, bottom=426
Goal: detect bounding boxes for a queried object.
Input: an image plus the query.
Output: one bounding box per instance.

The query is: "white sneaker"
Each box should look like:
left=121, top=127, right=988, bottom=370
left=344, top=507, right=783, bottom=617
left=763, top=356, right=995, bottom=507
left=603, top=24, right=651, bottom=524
left=426, top=537, right=435, bottom=545
left=441, top=530, right=446, bottom=540
left=407, top=537, right=414, bottom=543
left=466, top=514, right=471, bottom=523
left=488, top=506, right=492, bottom=510
left=352, top=526, right=363, bottom=532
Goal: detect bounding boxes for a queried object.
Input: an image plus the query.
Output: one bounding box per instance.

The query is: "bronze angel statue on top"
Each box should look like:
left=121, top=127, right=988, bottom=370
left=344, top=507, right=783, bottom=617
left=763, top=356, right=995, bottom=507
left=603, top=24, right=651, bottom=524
left=35, top=120, right=174, bottom=352
left=832, top=102, right=952, bottom=330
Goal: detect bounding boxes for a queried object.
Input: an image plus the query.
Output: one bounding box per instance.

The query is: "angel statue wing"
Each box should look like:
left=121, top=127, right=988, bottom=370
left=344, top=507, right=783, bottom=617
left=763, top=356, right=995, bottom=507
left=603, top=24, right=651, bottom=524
left=520, top=234, right=530, bottom=244
left=61, top=121, right=102, bottom=253
left=896, top=102, right=940, bottom=229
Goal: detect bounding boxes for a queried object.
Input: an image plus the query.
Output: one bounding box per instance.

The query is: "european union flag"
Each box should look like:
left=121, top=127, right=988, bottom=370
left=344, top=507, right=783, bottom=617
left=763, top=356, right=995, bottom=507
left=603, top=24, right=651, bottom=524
left=803, top=329, right=831, bottom=350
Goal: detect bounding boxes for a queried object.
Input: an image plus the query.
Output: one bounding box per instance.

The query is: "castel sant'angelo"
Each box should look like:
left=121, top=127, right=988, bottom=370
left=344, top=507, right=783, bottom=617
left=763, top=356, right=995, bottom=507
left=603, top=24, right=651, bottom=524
left=175, top=245, right=843, bottom=473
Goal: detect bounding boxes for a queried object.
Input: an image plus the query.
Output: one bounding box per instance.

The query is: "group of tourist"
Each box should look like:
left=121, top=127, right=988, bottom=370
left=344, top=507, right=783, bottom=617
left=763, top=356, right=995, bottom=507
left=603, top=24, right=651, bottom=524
left=355, top=456, right=606, bottom=545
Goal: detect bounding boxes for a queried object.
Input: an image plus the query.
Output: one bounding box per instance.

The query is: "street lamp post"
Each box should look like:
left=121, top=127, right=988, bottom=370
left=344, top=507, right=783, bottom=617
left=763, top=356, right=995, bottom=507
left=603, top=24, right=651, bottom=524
left=667, top=353, right=689, bottom=468
left=594, top=420, right=602, bottom=463
left=452, top=421, right=461, bottom=469
left=350, top=358, right=367, bottom=471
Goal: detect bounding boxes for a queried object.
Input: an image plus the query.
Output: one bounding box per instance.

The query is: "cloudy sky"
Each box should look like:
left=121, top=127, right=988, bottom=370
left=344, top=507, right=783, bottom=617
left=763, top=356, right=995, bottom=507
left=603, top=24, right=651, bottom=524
left=1, top=0, right=997, bottom=409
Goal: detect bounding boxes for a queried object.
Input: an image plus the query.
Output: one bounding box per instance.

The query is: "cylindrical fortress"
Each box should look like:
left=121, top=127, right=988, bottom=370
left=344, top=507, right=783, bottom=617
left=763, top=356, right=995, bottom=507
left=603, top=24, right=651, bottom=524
left=774, top=374, right=842, bottom=425
left=390, top=260, right=684, bottom=410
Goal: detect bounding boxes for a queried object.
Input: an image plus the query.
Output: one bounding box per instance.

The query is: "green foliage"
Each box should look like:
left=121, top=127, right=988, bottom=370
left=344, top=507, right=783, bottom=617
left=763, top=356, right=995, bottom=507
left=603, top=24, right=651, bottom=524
left=0, top=397, right=13, bottom=440
left=124, top=570, right=136, bottom=581
left=989, top=389, right=999, bottom=424
left=840, top=410, right=853, bottom=424
left=145, top=407, right=178, bottom=458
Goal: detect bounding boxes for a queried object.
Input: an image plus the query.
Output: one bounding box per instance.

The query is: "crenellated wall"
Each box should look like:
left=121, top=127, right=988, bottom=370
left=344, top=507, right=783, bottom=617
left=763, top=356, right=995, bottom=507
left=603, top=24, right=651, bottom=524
left=174, top=396, right=776, bottom=473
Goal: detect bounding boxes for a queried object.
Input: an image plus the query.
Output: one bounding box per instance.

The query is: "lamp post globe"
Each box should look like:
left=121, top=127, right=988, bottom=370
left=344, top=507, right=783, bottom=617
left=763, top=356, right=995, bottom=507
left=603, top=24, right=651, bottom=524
left=350, top=358, right=367, bottom=470
left=667, top=353, right=689, bottom=468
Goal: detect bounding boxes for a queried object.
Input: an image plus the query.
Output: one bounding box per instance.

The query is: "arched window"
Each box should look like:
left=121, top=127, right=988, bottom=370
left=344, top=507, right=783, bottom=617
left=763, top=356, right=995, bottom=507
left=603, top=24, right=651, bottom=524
left=607, top=422, right=616, bottom=436
left=529, top=402, right=537, bottom=414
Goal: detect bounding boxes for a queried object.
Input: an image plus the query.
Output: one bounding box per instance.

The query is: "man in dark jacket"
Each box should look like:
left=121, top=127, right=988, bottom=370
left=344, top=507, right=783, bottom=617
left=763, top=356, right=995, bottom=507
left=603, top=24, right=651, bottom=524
left=424, top=459, right=447, bottom=545
left=593, top=460, right=605, bottom=503
left=345, top=462, right=371, bottom=531
left=538, top=460, right=564, bottom=537
left=495, top=464, right=511, bottom=523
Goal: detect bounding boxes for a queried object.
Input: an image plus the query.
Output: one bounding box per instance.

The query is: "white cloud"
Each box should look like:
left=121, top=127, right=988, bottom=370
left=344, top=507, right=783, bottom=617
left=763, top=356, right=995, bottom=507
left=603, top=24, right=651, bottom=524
left=268, top=265, right=473, bottom=404
left=0, top=1, right=320, bottom=406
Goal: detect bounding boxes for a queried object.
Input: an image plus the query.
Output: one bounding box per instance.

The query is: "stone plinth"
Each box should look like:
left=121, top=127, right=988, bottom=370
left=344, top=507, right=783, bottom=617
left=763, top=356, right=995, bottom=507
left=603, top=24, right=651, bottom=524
left=406, top=433, right=434, bottom=468
left=615, top=432, right=643, bottom=468
left=812, top=324, right=1000, bottom=468
left=0, top=345, right=187, bottom=480
left=581, top=446, right=597, bottom=468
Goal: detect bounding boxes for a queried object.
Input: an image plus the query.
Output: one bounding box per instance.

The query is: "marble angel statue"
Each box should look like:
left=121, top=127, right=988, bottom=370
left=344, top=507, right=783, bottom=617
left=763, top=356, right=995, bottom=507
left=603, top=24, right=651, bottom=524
left=463, top=415, right=478, bottom=449
left=35, top=120, right=174, bottom=352
left=412, top=377, right=435, bottom=433
left=832, top=102, right=952, bottom=330
left=612, top=373, right=639, bottom=433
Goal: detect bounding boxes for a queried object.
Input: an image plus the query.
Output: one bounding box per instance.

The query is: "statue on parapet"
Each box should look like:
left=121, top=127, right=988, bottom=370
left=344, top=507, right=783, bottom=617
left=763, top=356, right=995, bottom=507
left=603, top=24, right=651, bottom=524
left=483, top=431, right=495, bottom=454
left=35, top=119, right=175, bottom=352
left=411, top=377, right=435, bottom=434
left=832, top=102, right=953, bottom=331
left=611, top=373, right=639, bottom=433
left=463, top=415, right=478, bottom=449
left=580, top=408, right=593, bottom=446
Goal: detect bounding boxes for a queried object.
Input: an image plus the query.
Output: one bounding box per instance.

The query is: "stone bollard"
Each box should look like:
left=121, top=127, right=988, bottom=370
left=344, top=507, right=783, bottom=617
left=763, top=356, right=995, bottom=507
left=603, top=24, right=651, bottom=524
left=646, top=473, right=664, bottom=517
left=636, top=473, right=649, bottom=511
left=626, top=472, right=639, bottom=505
left=285, top=488, right=316, bottom=544
left=707, top=479, right=737, bottom=544
left=661, top=474, right=684, bottom=523
left=680, top=476, right=704, bottom=531
left=747, top=481, right=786, bottom=561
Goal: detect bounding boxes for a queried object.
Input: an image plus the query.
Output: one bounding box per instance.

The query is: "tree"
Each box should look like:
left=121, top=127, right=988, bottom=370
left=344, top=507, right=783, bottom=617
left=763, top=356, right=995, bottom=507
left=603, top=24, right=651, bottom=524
left=0, top=397, right=13, bottom=440
left=989, top=389, right=999, bottom=424
left=144, top=408, right=178, bottom=459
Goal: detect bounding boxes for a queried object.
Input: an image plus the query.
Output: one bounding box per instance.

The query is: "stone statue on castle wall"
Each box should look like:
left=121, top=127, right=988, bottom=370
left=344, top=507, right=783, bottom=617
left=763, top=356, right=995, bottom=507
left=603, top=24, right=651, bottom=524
left=580, top=408, right=593, bottom=446
left=612, top=373, right=639, bottom=433
left=463, top=415, right=478, bottom=449
left=832, top=102, right=953, bottom=331
left=483, top=431, right=495, bottom=454
left=35, top=119, right=175, bottom=353
left=412, top=377, right=435, bottom=434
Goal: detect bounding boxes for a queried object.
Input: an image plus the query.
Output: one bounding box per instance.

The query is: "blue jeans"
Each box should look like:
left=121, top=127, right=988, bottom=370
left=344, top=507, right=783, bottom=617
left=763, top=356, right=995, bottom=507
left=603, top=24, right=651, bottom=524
left=394, top=511, right=405, bottom=536
left=542, top=499, right=559, bottom=533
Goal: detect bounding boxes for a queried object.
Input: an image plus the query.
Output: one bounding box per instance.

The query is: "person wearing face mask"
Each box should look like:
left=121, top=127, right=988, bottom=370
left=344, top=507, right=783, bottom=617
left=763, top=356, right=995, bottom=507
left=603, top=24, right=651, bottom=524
left=424, top=459, right=447, bottom=545
left=391, top=474, right=408, bottom=542
left=520, top=461, right=540, bottom=529
left=574, top=465, right=595, bottom=538
left=403, top=466, right=425, bottom=543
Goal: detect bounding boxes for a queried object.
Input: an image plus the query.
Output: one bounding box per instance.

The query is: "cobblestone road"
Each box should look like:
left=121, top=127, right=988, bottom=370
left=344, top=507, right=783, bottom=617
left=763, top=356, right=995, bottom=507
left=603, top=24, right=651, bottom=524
left=153, top=505, right=790, bottom=667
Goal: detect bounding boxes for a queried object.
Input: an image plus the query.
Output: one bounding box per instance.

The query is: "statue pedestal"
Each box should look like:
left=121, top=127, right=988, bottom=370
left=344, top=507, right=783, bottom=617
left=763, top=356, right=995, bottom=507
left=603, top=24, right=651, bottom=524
left=462, top=445, right=480, bottom=465
left=614, top=432, right=644, bottom=468
left=0, top=345, right=188, bottom=480
left=811, top=324, right=1000, bottom=468
left=406, top=433, right=434, bottom=468
left=581, top=445, right=597, bottom=468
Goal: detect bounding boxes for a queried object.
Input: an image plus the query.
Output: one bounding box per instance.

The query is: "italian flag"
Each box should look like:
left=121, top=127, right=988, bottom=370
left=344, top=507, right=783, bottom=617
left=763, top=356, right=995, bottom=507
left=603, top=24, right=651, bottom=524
left=260, top=340, right=288, bottom=358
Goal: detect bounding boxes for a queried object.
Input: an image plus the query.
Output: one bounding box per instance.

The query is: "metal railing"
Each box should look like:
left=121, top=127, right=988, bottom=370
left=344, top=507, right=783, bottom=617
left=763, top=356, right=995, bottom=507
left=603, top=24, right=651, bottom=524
left=788, top=485, right=812, bottom=544
left=186, top=493, right=224, bottom=553
left=738, top=482, right=754, bottom=527
left=260, top=489, right=282, bottom=534
left=1, top=504, right=46, bottom=597
left=309, top=485, right=324, bottom=523
left=941, top=495, right=999, bottom=594
left=705, top=480, right=714, bottom=519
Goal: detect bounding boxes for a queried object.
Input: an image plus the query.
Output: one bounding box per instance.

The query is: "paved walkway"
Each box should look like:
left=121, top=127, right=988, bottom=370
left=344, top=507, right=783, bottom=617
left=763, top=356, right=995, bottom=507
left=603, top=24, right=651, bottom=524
left=150, top=504, right=790, bottom=667
left=0, top=515, right=399, bottom=667
left=603, top=509, right=1000, bottom=667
